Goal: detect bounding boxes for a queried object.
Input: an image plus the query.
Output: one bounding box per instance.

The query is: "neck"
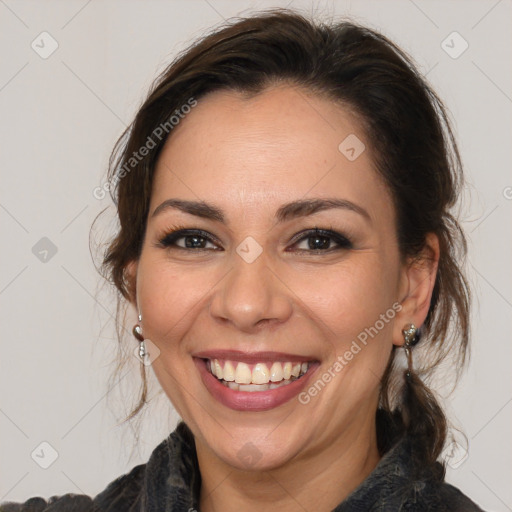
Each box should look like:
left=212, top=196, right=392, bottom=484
left=197, top=412, right=380, bottom=512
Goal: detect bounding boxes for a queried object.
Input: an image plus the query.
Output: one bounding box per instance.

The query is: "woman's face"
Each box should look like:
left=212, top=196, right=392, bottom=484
left=131, top=85, right=411, bottom=470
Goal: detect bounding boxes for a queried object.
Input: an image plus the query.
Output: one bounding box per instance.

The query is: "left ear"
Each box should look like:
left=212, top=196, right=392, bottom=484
left=393, top=232, right=440, bottom=347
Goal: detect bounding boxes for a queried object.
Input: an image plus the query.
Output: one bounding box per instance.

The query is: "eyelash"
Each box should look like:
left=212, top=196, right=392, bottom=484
left=155, top=224, right=353, bottom=254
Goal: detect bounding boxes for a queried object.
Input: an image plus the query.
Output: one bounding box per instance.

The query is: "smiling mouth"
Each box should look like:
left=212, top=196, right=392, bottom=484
left=203, top=358, right=313, bottom=392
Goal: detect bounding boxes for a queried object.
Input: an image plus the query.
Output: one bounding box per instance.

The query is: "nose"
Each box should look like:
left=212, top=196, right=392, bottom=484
left=209, top=251, right=293, bottom=333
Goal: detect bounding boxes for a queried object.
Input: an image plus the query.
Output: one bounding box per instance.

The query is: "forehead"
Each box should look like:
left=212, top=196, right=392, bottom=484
left=150, top=85, right=392, bottom=226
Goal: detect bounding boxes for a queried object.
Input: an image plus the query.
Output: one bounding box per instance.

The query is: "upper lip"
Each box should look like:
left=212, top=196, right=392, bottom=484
left=192, top=349, right=318, bottom=364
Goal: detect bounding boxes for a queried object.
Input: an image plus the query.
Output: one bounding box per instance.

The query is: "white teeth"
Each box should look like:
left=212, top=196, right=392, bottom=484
left=206, top=359, right=311, bottom=390
left=239, top=383, right=270, bottom=392
left=226, top=380, right=296, bottom=392
left=234, top=362, right=252, bottom=384
left=213, top=359, right=223, bottom=380
left=283, top=362, right=292, bottom=380
left=270, top=362, right=284, bottom=382
left=252, top=363, right=270, bottom=384
left=223, top=361, right=235, bottom=381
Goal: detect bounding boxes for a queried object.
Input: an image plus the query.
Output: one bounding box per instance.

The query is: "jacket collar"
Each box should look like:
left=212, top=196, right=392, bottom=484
left=141, top=421, right=200, bottom=511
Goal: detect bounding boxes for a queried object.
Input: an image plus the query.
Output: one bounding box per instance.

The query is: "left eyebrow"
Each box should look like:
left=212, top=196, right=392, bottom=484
left=151, top=197, right=372, bottom=224
left=275, top=198, right=371, bottom=224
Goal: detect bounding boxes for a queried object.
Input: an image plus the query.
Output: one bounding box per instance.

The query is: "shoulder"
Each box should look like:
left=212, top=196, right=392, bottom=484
left=391, top=431, right=486, bottom=511
left=339, top=428, right=487, bottom=512
left=0, top=464, right=146, bottom=512
left=421, top=481, right=484, bottom=512
left=403, top=478, right=486, bottom=511
left=0, top=423, right=195, bottom=512
left=391, top=446, right=486, bottom=511
left=0, top=494, right=94, bottom=511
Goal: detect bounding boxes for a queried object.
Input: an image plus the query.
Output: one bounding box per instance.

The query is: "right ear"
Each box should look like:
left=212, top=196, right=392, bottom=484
left=124, top=260, right=139, bottom=308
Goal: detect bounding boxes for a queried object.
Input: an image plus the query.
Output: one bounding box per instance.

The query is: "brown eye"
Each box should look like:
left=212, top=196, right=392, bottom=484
left=290, top=228, right=352, bottom=252
left=158, top=229, right=221, bottom=251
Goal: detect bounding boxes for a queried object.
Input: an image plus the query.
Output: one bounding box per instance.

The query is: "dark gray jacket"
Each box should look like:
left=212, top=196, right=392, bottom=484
left=0, top=421, right=485, bottom=511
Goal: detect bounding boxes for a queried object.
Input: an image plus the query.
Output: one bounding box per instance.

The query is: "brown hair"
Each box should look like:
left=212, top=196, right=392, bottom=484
left=98, top=9, right=470, bottom=471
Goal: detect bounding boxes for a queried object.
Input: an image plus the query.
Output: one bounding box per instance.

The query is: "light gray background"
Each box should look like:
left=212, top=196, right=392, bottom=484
left=1, top=0, right=511, bottom=510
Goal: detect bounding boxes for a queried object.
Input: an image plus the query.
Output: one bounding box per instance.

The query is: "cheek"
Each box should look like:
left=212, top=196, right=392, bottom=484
left=136, top=257, right=212, bottom=351
left=296, top=258, right=399, bottom=394
left=297, top=257, right=397, bottom=336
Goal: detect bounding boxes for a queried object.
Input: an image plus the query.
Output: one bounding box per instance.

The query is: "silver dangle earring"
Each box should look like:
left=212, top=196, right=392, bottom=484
left=402, top=323, right=419, bottom=379
left=133, top=313, right=146, bottom=361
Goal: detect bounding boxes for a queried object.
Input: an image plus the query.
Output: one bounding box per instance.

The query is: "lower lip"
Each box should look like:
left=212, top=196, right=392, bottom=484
left=194, top=358, right=319, bottom=411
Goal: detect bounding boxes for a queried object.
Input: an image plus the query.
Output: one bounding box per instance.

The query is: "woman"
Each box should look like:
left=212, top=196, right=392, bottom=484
left=1, top=9, right=485, bottom=512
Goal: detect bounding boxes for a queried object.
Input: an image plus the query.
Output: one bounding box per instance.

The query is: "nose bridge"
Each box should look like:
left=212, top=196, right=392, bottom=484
left=210, top=245, right=292, bottom=331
